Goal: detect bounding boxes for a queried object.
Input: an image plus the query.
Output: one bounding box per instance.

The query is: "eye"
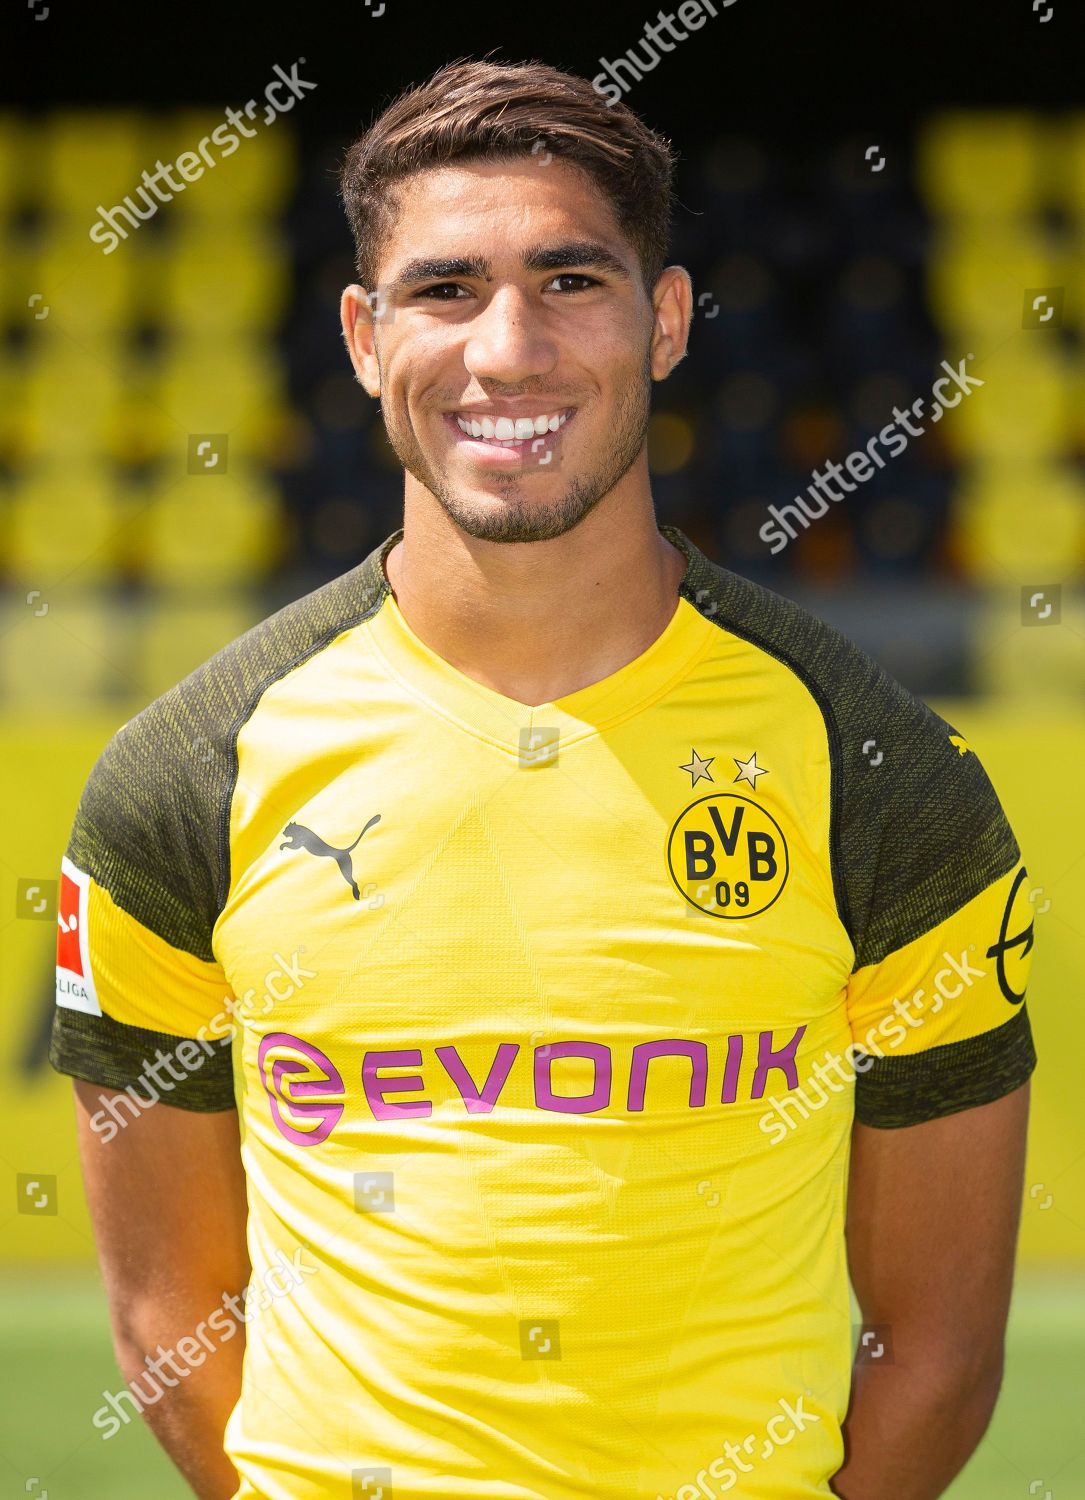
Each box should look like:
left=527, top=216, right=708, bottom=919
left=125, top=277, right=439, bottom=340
left=548, top=274, right=600, bottom=292
left=414, top=282, right=469, bottom=300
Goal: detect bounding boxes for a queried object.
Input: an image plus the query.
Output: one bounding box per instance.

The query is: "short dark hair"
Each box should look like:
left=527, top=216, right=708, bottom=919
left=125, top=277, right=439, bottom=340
left=338, top=55, right=678, bottom=299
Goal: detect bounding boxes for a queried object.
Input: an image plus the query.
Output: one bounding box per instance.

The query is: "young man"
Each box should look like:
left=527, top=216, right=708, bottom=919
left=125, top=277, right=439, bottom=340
left=52, top=57, right=1037, bottom=1500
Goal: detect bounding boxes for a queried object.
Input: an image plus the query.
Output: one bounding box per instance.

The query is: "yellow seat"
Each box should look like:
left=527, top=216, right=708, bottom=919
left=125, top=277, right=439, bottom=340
left=19, top=340, right=132, bottom=463
left=970, top=590, right=1085, bottom=697
left=40, top=112, right=145, bottom=224
left=944, top=345, right=1072, bottom=462
left=155, top=335, right=285, bottom=434
left=0, top=591, right=121, bottom=704
left=159, top=223, right=289, bottom=333
left=154, top=112, right=296, bottom=220
left=917, top=111, right=1048, bottom=221
left=1052, top=113, right=1085, bottom=220
left=0, top=229, right=46, bottom=326
left=35, top=224, right=138, bottom=334
left=139, top=467, right=285, bottom=587
left=0, top=348, right=33, bottom=468
left=926, top=223, right=1060, bottom=340
left=952, top=461, right=1085, bottom=582
left=6, top=462, right=123, bottom=586
left=0, top=113, right=36, bottom=217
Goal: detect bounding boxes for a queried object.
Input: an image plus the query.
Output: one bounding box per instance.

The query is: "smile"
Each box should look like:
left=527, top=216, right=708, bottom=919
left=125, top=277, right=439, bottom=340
left=444, top=407, right=576, bottom=452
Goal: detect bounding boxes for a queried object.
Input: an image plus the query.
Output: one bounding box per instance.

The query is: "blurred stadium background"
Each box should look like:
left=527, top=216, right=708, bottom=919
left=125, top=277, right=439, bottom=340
left=2, top=32, right=1084, bottom=1500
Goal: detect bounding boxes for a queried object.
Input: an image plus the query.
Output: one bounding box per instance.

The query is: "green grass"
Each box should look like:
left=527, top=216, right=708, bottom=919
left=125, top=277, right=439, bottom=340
left=2, top=1270, right=1082, bottom=1498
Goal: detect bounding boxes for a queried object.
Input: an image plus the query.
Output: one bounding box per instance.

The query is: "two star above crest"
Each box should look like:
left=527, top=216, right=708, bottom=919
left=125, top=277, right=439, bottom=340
left=678, top=748, right=715, bottom=786
left=733, top=752, right=769, bottom=789
left=679, top=749, right=769, bottom=789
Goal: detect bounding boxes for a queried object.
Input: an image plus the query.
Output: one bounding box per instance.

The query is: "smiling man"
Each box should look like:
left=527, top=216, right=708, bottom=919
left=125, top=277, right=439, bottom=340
left=52, top=56, right=1036, bottom=1500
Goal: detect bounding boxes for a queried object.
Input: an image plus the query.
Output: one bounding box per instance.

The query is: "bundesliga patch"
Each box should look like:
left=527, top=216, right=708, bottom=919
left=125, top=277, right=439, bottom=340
left=56, top=856, right=101, bottom=1015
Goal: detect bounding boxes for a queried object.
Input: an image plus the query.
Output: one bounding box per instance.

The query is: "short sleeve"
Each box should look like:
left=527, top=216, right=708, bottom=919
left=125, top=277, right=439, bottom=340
left=50, top=706, right=237, bottom=1112
left=844, top=721, right=1037, bottom=1128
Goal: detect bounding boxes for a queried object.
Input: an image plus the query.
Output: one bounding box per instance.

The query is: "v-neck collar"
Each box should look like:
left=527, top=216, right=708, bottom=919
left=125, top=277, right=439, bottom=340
left=358, top=525, right=718, bottom=750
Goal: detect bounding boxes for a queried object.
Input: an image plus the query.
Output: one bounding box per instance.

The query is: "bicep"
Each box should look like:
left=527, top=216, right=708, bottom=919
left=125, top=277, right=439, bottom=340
left=74, top=1080, right=250, bottom=1329
left=845, top=1081, right=1030, bottom=1362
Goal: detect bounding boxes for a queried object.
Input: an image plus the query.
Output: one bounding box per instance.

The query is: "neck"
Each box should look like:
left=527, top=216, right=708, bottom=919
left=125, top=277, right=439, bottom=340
left=382, top=492, right=690, bottom=708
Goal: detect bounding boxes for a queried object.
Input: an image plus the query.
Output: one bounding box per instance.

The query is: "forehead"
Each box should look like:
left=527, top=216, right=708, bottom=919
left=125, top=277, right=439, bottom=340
left=380, top=156, right=633, bottom=271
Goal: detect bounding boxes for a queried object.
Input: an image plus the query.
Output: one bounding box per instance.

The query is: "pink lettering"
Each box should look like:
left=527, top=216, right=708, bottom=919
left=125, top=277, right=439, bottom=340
left=435, top=1043, right=519, bottom=1113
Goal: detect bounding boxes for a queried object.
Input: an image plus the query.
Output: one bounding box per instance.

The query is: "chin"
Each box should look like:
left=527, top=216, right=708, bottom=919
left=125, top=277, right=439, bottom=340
left=439, top=486, right=604, bottom=546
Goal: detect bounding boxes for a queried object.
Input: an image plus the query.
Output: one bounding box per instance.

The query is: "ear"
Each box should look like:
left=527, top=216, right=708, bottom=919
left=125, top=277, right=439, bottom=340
left=340, top=284, right=382, bottom=396
left=649, top=265, right=694, bottom=381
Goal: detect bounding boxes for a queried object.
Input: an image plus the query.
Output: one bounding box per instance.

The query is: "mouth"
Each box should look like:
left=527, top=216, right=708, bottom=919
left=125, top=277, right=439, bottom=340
left=442, top=406, right=576, bottom=466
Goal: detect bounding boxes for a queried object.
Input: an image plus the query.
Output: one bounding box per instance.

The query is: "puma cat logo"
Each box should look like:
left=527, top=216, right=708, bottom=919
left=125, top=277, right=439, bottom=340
left=279, top=814, right=381, bottom=900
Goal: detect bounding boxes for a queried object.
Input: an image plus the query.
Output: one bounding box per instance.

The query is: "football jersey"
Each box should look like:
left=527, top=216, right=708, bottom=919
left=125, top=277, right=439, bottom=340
left=51, top=523, right=1037, bottom=1500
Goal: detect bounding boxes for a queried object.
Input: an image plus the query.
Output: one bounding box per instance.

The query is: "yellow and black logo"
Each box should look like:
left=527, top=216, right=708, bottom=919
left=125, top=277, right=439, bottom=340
left=667, top=794, right=789, bottom=919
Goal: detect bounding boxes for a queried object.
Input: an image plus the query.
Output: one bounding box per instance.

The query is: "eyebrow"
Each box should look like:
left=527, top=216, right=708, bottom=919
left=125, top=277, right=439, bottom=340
left=386, top=240, right=633, bottom=292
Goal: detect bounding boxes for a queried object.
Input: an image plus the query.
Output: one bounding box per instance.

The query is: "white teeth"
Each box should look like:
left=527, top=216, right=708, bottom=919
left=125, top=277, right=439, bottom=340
left=454, top=410, right=571, bottom=441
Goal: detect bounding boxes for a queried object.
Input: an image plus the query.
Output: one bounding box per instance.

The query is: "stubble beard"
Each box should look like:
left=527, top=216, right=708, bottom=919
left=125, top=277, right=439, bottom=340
left=378, top=348, right=654, bottom=544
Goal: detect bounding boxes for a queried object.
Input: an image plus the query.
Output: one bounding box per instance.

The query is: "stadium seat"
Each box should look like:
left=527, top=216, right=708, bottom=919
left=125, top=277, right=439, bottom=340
left=156, top=112, right=296, bottom=220
left=925, top=223, right=1060, bottom=341
left=917, top=112, right=1048, bottom=221
left=952, top=461, right=1085, bottom=582
left=139, top=468, right=286, bottom=587
left=1051, top=112, right=1085, bottom=220
left=0, top=592, right=124, bottom=703
left=35, top=224, right=138, bottom=335
left=944, top=345, right=1072, bottom=461
left=0, top=231, right=43, bottom=325
left=0, top=346, right=32, bottom=468
left=19, top=340, right=131, bottom=463
left=155, top=335, right=286, bottom=438
left=6, top=462, right=125, bottom=587
left=0, top=113, right=39, bottom=224
left=158, top=223, right=290, bottom=334
left=970, top=589, right=1085, bottom=697
left=39, top=111, right=145, bottom=223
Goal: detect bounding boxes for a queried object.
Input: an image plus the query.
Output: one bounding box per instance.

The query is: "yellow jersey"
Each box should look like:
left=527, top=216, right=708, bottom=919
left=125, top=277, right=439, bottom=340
left=52, top=523, right=1037, bottom=1499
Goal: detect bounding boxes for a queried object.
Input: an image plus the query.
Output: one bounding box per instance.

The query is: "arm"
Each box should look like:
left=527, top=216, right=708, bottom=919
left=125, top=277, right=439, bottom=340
left=74, top=1080, right=251, bottom=1500
left=832, top=1080, right=1030, bottom=1499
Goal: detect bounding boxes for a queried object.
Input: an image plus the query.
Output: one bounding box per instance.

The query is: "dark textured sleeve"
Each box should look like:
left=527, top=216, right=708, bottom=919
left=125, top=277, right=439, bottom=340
left=839, top=689, right=1037, bottom=1127
left=50, top=697, right=237, bottom=1112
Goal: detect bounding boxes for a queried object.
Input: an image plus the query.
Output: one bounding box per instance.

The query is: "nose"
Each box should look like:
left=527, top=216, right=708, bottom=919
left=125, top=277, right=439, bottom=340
left=462, top=286, right=558, bottom=386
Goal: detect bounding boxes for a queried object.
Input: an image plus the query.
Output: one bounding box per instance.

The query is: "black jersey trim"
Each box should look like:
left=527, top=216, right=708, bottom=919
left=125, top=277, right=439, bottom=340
left=853, top=1005, right=1036, bottom=1128
left=50, top=1008, right=236, bottom=1112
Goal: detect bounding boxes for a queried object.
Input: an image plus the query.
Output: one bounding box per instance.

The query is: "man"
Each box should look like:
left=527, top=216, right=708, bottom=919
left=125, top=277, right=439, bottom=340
left=52, top=56, right=1037, bottom=1500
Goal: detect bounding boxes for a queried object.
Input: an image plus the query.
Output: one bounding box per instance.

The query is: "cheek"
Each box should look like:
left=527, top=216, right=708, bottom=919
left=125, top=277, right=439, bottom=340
left=381, top=335, right=459, bottom=408
left=573, top=319, right=649, bottom=381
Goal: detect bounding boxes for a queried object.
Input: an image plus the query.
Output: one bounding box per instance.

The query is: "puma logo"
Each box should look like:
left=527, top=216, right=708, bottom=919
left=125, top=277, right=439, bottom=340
left=279, top=814, right=381, bottom=900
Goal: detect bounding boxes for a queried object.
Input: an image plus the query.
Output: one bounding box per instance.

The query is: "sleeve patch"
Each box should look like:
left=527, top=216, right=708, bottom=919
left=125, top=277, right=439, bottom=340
left=56, top=857, right=100, bottom=1017
left=846, top=862, right=1036, bottom=1060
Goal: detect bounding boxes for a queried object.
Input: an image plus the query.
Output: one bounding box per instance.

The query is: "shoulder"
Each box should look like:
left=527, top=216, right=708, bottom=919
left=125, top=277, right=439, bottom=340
left=68, top=532, right=396, bottom=956
left=667, top=527, right=1020, bottom=967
